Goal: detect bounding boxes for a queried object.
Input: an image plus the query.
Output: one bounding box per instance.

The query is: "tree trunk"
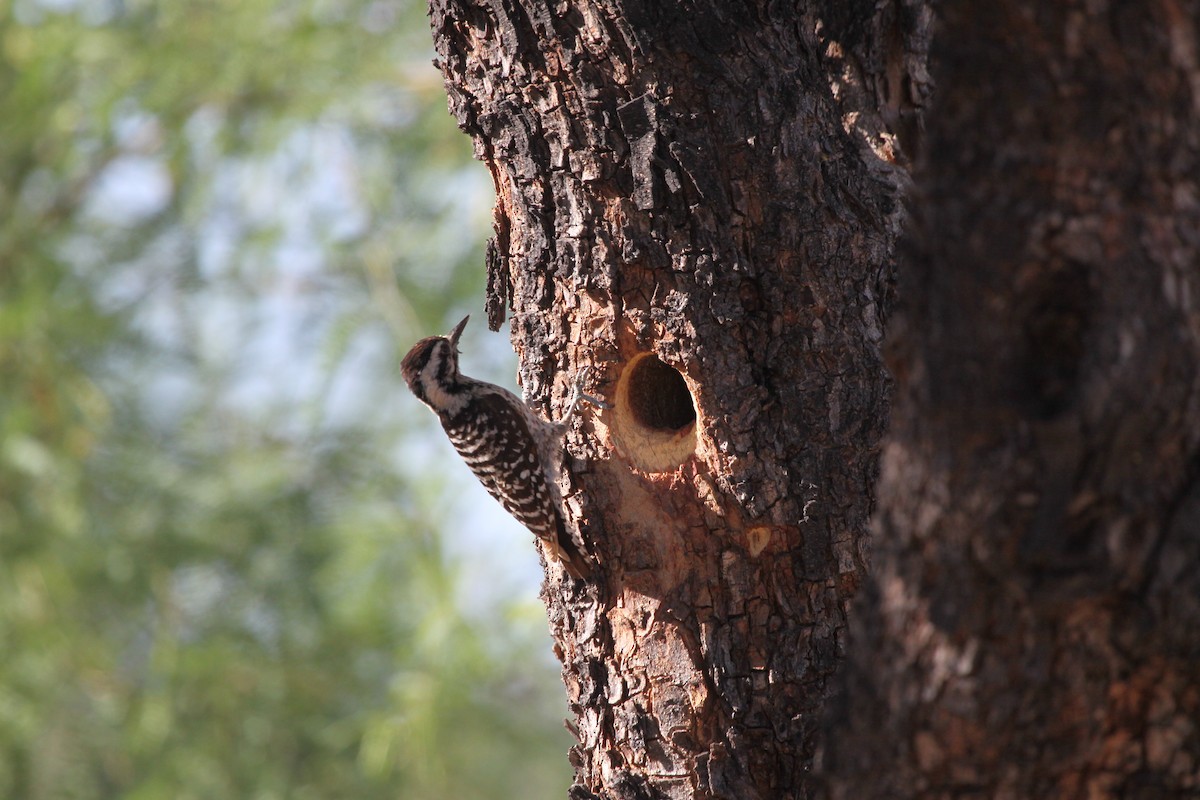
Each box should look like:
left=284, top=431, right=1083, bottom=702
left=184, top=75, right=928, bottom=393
left=823, top=2, right=1200, bottom=799
left=427, top=0, right=1200, bottom=798
left=429, top=1, right=919, bottom=797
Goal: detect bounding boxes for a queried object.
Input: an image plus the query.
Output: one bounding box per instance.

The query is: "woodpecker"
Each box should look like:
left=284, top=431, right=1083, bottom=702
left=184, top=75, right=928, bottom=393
left=401, top=315, right=604, bottom=579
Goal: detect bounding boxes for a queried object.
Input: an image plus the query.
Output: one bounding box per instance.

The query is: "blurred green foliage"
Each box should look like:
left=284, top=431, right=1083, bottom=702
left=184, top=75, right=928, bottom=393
left=0, top=0, right=573, bottom=798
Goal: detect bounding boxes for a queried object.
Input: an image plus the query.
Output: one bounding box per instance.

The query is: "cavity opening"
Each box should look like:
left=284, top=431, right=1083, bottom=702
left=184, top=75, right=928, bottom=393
left=626, top=355, right=696, bottom=432
left=610, top=353, right=698, bottom=472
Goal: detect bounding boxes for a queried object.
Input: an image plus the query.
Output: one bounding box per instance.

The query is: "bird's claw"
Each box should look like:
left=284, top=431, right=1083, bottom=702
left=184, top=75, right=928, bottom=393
left=571, top=366, right=611, bottom=410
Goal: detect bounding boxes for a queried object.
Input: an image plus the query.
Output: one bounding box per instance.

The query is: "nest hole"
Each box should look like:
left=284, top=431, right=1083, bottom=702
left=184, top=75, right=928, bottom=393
left=627, top=355, right=697, bottom=432
left=612, top=353, right=697, bottom=472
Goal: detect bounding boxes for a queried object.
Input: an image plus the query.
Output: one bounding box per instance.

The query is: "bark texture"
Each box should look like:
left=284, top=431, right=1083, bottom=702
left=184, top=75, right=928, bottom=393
left=825, top=3, right=1200, bottom=798
left=428, top=2, right=922, bottom=797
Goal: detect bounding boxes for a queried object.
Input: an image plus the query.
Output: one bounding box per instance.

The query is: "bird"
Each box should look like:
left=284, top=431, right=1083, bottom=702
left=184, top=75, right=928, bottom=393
left=401, top=315, right=604, bottom=579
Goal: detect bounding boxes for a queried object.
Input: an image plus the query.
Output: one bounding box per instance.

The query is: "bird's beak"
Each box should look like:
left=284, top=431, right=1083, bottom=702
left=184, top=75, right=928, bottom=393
left=447, top=315, right=469, bottom=349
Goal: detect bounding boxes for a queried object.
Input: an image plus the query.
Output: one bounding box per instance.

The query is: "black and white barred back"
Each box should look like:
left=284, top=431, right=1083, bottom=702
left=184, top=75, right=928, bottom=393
left=400, top=316, right=592, bottom=579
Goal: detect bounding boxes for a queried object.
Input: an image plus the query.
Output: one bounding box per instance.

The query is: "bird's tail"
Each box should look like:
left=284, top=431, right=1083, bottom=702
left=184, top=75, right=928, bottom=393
left=549, top=516, right=593, bottom=580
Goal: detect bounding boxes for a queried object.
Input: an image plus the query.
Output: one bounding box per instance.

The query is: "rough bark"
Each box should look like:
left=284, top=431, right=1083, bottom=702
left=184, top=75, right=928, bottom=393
left=428, top=2, right=921, bottom=797
left=824, top=2, right=1200, bottom=798
left=427, top=0, right=1200, bottom=798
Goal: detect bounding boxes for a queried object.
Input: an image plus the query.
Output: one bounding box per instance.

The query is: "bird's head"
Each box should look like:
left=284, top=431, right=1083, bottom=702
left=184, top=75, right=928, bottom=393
left=401, top=315, right=469, bottom=407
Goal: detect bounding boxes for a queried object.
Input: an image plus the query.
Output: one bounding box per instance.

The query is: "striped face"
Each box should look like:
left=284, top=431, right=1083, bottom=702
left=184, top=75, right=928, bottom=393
left=401, top=316, right=470, bottom=414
